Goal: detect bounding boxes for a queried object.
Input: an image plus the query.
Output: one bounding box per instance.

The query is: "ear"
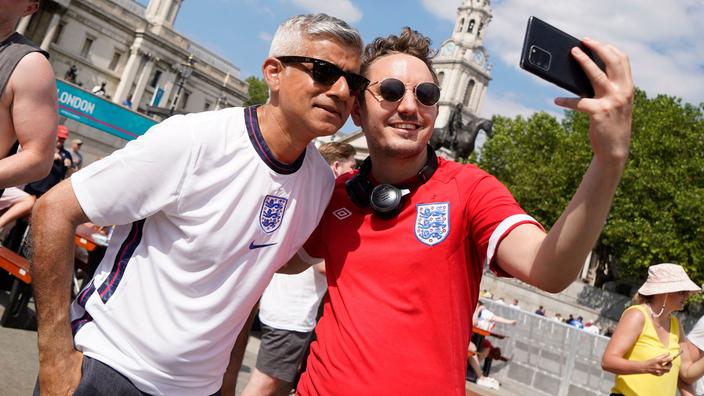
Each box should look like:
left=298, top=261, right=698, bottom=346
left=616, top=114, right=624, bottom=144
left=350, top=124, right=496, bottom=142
left=262, top=57, right=283, bottom=95
left=351, top=97, right=363, bottom=126
left=331, top=161, right=341, bottom=178
left=23, top=2, right=39, bottom=16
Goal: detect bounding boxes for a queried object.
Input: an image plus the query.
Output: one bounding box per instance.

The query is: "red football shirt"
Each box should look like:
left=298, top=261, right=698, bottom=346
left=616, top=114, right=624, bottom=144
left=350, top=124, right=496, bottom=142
left=297, top=158, right=541, bottom=395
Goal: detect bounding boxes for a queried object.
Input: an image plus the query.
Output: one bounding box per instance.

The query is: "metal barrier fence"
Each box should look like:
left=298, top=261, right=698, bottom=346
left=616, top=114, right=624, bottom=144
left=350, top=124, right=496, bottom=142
left=481, top=299, right=615, bottom=396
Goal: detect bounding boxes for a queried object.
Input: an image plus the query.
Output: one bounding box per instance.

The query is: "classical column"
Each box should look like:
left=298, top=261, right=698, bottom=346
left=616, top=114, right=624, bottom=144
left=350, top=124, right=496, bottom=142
left=40, top=13, right=61, bottom=50
left=131, top=59, right=155, bottom=108
left=113, top=44, right=144, bottom=105
left=159, top=70, right=176, bottom=107
left=15, top=15, right=32, bottom=35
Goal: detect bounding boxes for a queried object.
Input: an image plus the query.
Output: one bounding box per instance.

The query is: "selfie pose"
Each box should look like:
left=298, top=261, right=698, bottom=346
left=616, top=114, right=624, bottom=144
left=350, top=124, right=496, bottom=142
left=282, top=25, right=637, bottom=395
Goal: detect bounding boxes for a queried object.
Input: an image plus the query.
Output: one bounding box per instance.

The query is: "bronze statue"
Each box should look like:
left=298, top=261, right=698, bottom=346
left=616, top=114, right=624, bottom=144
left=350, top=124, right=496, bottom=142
left=430, top=103, right=492, bottom=159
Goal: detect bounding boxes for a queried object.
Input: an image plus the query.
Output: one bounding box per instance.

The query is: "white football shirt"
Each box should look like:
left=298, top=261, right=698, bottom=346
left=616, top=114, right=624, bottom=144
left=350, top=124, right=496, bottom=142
left=70, top=106, right=334, bottom=395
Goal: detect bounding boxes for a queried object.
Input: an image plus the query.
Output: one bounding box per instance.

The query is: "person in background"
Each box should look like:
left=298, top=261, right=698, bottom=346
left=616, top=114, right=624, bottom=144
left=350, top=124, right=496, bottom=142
left=681, top=314, right=704, bottom=396
left=91, top=81, right=106, bottom=96
left=0, top=0, right=57, bottom=193
left=535, top=305, right=546, bottom=316
left=68, top=138, right=83, bottom=171
left=602, top=263, right=704, bottom=396
left=0, top=187, right=34, bottom=231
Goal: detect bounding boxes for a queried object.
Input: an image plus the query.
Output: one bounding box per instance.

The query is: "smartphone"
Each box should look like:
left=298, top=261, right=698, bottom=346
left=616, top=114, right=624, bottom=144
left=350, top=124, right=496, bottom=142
left=669, top=349, right=684, bottom=361
left=519, top=16, right=605, bottom=98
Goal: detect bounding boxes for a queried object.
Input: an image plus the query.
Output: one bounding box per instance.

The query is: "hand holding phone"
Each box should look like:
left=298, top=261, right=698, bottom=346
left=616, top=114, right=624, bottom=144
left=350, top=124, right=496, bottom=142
left=668, top=349, right=684, bottom=363
left=519, top=17, right=605, bottom=97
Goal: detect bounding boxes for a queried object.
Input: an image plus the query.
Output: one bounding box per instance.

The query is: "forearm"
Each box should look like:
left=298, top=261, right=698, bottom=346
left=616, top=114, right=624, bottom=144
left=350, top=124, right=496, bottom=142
left=0, top=148, right=53, bottom=188
left=602, top=354, right=646, bottom=375
left=680, top=355, right=704, bottom=383
left=529, top=156, right=626, bottom=291
left=31, top=186, right=88, bottom=366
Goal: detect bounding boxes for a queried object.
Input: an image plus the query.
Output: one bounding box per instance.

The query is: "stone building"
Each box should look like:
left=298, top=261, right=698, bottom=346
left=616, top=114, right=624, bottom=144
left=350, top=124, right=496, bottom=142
left=15, top=0, right=249, bottom=163
left=433, top=0, right=493, bottom=131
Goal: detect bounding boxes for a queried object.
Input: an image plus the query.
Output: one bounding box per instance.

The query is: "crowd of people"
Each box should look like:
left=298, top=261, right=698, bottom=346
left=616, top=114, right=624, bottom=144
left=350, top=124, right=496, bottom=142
left=2, top=2, right=704, bottom=396
left=480, top=290, right=608, bottom=335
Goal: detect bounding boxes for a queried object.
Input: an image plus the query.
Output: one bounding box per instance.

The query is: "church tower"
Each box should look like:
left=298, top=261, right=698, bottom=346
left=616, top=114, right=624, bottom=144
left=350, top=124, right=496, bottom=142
left=432, top=0, right=493, bottom=130
left=145, top=0, right=184, bottom=27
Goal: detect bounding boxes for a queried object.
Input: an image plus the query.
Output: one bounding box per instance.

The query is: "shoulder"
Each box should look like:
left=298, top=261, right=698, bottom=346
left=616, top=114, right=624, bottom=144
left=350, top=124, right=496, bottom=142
left=11, top=51, right=53, bottom=82
left=621, top=305, right=647, bottom=324
left=8, top=52, right=55, bottom=97
left=433, top=158, right=497, bottom=186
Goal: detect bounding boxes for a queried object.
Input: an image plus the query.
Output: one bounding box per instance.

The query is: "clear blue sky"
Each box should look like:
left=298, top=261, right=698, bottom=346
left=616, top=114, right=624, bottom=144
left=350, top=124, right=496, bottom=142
left=148, top=0, right=703, bottom=123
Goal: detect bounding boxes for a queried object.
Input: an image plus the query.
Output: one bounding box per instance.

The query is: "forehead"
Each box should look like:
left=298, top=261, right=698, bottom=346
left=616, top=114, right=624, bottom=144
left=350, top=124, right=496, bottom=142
left=366, top=53, right=433, bottom=83
left=299, top=37, right=361, bottom=72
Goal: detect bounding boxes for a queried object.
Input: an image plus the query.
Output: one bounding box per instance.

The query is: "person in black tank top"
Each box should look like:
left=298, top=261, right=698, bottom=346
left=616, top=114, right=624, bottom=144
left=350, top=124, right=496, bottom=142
left=0, top=0, right=57, bottom=197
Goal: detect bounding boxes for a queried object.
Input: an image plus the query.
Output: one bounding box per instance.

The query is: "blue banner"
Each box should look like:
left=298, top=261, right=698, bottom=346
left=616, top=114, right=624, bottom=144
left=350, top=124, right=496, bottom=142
left=56, top=80, right=157, bottom=141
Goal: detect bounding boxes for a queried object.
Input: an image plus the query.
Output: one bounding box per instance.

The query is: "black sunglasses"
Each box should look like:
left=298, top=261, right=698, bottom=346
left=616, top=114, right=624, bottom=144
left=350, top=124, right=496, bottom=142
left=276, top=56, right=369, bottom=95
left=366, top=78, right=441, bottom=107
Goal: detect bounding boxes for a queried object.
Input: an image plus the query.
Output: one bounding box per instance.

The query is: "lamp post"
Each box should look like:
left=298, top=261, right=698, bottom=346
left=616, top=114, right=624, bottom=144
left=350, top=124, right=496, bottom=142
left=169, top=54, right=194, bottom=115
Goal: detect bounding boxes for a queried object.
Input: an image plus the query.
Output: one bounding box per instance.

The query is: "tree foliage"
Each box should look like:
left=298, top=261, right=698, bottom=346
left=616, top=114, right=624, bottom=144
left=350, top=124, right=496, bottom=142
left=475, top=89, right=704, bottom=286
left=244, top=76, right=269, bottom=106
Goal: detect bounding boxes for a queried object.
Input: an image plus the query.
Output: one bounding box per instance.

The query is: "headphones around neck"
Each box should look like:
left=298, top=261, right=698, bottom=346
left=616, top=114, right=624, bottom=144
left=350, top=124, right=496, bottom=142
left=345, top=145, right=438, bottom=218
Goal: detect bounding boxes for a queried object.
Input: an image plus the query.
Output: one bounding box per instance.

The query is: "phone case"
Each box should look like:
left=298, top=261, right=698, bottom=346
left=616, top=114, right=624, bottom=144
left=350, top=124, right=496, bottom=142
left=519, top=16, right=604, bottom=97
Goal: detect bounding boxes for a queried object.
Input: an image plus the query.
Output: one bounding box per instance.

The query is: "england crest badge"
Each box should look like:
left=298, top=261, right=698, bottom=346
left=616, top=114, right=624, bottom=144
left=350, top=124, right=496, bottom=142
left=415, top=202, right=450, bottom=246
left=259, top=195, right=288, bottom=233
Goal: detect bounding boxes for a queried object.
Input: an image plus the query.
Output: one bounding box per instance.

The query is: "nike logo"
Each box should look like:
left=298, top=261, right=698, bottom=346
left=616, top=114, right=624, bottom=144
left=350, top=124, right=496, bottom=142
left=249, top=241, right=277, bottom=250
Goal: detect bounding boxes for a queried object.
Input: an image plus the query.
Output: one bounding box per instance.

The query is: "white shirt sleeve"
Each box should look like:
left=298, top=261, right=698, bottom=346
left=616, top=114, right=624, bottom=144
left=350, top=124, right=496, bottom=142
left=688, top=316, right=704, bottom=352
left=71, top=115, right=196, bottom=226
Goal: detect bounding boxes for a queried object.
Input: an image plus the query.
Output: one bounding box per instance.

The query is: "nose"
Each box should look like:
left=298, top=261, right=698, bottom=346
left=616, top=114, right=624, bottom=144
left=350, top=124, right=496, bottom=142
left=327, top=75, right=352, bottom=100
left=396, top=87, right=418, bottom=114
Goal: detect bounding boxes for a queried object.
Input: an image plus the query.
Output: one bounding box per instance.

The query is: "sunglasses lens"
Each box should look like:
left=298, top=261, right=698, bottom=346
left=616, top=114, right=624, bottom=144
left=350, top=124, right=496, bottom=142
left=312, top=62, right=343, bottom=86
left=346, top=75, right=368, bottom=95
left=416, top=82, right=441, bottom=106
left=379, top=79, right=406, bottom=102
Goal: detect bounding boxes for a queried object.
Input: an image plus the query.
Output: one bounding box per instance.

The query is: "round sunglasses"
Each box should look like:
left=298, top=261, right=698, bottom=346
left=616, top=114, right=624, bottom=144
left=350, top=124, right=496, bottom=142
left=276, top=56, right=369, bottom=95
left=366, top=78, right=441, bottom=107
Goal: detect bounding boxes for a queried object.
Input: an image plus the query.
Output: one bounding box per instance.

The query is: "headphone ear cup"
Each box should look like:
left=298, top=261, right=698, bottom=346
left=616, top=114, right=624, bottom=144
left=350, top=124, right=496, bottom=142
left=345, top=174, right=372, bottom=208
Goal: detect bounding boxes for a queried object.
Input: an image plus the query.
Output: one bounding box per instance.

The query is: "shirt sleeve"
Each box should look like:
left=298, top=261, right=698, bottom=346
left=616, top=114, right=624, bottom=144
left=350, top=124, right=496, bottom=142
left=463, top=170, right=544, bottom=277
left=301, top=212, right=325, bottom=262
left=71, top=115, right=195, bottom=226
left=688, top=317, right=704, bottom=351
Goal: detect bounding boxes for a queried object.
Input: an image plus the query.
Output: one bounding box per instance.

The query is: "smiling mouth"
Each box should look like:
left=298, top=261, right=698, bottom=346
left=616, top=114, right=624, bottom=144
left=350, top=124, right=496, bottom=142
left=389, top=122, right=421, bottom=131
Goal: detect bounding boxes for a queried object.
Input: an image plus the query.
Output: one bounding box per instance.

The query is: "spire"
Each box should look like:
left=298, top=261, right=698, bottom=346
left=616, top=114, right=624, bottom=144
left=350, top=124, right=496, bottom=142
left=452, top=0, right=492, bottom=47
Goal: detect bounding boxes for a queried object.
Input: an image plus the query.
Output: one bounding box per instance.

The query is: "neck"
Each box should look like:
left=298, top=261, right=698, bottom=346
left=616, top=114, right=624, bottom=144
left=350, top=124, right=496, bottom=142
left=0, top=23, right=17, bottom=42
left=646, top=296, right=672, bottom=322
left=256, top=104, right=309, bottom=165
left=368, top=146, right=429, bottom=185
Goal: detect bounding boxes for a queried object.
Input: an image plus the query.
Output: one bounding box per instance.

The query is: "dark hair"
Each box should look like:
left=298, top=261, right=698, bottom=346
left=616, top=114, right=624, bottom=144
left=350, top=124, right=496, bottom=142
left=318, top=142, right=356, bottom=165
left=360, top=27, right=438, bottom=84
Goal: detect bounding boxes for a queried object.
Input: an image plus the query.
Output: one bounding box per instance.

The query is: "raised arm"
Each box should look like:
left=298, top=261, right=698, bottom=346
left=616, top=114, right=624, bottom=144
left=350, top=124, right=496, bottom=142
left=495, top=38, right=634, bottom=293
left=31, top=179, right=89, bottom=394
left=0, top=52, right=57, bottom=187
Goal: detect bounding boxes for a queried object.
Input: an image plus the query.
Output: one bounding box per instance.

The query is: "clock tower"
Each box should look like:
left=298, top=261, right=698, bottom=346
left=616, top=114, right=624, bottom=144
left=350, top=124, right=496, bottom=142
left=432, top=0, right=493, bottom=130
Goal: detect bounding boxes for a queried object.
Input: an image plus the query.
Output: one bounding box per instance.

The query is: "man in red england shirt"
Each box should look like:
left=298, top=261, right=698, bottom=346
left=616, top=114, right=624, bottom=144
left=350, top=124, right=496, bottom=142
left=285, top=27, right=634, bottom=395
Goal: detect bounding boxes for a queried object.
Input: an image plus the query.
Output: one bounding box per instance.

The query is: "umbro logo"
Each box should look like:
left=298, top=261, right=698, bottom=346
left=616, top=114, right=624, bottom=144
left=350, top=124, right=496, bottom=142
left=249, top=241, right=277, bottom=250
left=332, top=207, right=352, bottom=220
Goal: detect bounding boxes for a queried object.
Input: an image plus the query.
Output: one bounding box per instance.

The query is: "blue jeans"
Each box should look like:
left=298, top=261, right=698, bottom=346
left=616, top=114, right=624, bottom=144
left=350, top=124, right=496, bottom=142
left=33, top=356, right=223, bottom=395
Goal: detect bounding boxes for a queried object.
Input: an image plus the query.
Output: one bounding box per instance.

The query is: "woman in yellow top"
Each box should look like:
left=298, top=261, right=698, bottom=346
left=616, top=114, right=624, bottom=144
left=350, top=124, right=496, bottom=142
left=602, top=263, right=704, bottom=396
